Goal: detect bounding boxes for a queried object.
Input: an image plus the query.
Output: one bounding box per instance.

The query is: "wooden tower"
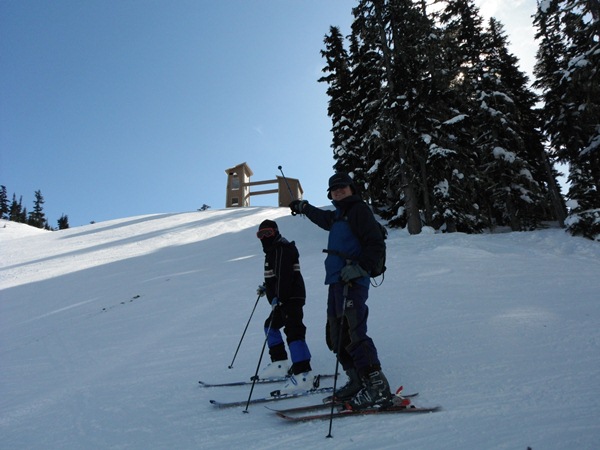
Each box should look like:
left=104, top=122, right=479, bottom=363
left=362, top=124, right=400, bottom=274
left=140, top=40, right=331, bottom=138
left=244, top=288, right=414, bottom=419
left=225, top=162, right=253, bottom=207
left=224, top=163, right=303, bottom=208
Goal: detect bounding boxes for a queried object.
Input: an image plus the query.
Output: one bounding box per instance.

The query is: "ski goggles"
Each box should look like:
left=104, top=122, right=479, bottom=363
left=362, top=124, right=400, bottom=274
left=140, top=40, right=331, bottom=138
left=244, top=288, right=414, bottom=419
left=256, top=228, right=276, bottom=239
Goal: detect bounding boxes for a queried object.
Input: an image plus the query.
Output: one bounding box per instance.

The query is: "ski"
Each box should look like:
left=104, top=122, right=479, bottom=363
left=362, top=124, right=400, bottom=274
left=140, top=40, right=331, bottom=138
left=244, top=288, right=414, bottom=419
left=199, top=377, right=287, bottom=388
left=209, top=386, right=334, bottom=408
left=320, top=387, right=418, bottom=406
left=268, top=392, right=418, bottom=415
left=199, top=373, right=335, bottom=388
left=275, top=404, right=441, bottom=421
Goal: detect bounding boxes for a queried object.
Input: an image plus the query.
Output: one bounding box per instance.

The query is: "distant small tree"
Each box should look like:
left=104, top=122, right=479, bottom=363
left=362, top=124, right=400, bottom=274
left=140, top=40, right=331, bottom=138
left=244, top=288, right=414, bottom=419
left=28, top=190, right=46, bottom=229
left=9, top=194, right=25, bottom=223
left=58, top=214, right=70, bottom=230
left=0, top=185, right=8, bottom=219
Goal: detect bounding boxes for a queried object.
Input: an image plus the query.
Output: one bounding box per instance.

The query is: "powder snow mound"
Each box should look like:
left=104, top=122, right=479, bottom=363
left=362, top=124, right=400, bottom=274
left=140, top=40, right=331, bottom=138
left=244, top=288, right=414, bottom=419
left=0, top=219, right=50, bottom=240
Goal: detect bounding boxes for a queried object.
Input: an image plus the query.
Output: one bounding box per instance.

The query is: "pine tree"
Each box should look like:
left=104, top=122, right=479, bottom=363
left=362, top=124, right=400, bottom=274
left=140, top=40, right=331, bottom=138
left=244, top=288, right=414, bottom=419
left=348, top=0, right=438, bottom=234
left=319, top=0, right=569, bottom=234
left=345, top=9, right=387, bottom=206
left=477, top=18, right=551, bottom=230
left=560, top=0, right=600, bottom=239
left=534, top=0, right=600, bottom=239
left=436, top=0, right=564, bottom=231
left=484, top=17, right=566, bottom=228
left=0, top=185, right=8, bottom=219
left=436, top=0, right=497, bottom=231
left=28, top=190, right=46, bottom=229
left=9, top=194, right=24, bottom=223
left=319, top=26, right=359, bottom=175
left=57, top=214, right=70, bottom=230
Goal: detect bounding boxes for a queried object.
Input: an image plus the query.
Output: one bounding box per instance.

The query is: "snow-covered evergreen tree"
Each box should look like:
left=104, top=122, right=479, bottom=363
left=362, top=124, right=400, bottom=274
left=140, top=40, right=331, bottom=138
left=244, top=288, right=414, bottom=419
left=319, top=26, right=356, bottom=173
left=319, top=0, right=570, bottom=234
left=431, top=0, right=491, bottom=232
left=476, top=18, right=550, bottom=230
left=534, top=0, right=600, bottom=239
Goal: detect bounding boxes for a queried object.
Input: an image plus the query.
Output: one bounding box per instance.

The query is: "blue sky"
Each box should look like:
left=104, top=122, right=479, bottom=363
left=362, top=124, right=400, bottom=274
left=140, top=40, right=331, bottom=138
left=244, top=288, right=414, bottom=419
left=1, top=0, right=538, bottom=227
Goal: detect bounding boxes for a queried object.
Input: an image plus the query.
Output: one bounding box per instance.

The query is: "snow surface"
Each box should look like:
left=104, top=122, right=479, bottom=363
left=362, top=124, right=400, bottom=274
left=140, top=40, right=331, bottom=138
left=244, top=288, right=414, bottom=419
left=1, top=209, right=599, bottom=449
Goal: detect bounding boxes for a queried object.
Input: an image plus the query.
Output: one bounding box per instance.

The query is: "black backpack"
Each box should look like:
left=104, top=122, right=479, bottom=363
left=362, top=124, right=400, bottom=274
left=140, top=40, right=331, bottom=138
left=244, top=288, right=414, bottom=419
left=337, top=206, right=387, bottom=284
left=370, top=222, right=387, bottom=280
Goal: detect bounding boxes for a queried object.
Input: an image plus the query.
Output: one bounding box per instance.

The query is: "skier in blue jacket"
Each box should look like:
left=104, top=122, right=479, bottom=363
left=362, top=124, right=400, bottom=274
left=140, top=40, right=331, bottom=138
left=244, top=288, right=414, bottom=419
left=289, top=172, right=392, bottom=410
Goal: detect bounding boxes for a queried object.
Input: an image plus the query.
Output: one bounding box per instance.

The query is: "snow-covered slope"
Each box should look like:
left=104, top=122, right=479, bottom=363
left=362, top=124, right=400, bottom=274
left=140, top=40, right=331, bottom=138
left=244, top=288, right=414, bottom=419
left=1, top=208, right=599, bottom=449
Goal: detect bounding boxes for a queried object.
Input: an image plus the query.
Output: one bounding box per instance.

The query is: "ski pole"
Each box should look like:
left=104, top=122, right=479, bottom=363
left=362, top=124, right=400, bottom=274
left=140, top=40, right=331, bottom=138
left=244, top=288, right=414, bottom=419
left=327, top=282, right=350, bottom=438
left=243, top=300, right=278, bottom=413
left=228, top=293, right=262, bottom=369
left=278, top=165, right=295, bottom=201
left=278, top=165, right=303, bottom=216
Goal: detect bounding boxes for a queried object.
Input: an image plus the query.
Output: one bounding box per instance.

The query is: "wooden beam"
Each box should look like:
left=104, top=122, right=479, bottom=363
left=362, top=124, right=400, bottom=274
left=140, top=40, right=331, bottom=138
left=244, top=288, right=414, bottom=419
left=249, top=189, right=279, bottom=196
left=245, top=179, right=277, bottom=187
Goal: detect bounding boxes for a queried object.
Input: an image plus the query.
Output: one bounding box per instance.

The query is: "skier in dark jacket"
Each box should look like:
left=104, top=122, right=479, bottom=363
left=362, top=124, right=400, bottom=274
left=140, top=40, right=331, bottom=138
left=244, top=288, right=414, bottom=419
left=255, top=219, right=313, bottom=394
left=289, top=172, right=392, bottom=410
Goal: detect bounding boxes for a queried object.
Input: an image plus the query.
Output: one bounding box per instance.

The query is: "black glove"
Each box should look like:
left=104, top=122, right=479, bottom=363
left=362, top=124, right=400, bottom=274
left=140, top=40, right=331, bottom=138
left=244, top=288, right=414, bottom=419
left=256, top=284, right=266, bottom=297
left=289, top=200, right=308, bottom=216
left=340, top=264, right=369, bottom=283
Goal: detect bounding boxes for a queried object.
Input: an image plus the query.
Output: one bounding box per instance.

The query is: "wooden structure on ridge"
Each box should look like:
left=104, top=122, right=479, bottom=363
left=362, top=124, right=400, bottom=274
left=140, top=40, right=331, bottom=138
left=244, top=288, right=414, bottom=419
left=225, top=162, right=303, bottom=208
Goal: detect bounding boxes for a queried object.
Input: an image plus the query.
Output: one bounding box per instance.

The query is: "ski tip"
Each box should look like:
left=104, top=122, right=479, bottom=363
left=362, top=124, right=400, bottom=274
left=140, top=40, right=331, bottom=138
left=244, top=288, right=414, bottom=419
left=275, top=411, right=295, bottom=421
left=406, top=405, right=443, bottom=413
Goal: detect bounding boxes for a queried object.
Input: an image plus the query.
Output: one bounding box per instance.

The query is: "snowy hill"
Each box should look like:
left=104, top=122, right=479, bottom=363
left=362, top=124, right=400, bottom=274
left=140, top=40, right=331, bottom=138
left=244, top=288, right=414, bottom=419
left=0, top=219, right=50, bottom=240
left=1, top=207, right=599, bottom=449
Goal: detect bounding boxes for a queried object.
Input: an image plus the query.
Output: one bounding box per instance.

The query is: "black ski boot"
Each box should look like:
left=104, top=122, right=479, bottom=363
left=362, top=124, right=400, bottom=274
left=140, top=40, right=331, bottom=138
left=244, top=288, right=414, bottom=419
left=333, top=368, right=362, bottom=401
left=346, top=370, right=393, bottom=410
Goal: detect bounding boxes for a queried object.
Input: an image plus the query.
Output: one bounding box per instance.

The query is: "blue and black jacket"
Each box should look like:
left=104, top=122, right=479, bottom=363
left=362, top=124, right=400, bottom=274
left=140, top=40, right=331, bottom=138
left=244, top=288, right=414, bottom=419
left=303, top=195, right=385, bottom=288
